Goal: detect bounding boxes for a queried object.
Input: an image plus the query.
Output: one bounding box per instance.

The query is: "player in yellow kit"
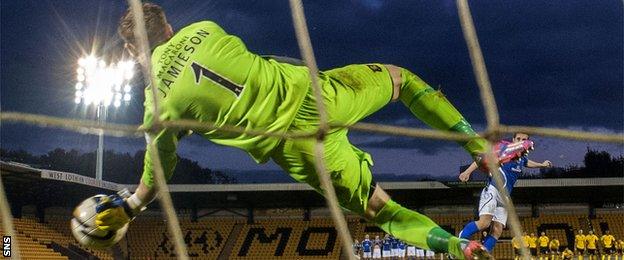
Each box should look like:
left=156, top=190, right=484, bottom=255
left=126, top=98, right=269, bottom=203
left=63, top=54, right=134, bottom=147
left=586, top=230, right=599, bottom=260
left=539, top=232, right=550, bottom=259
left=512, top=235, right=523, bottom=260
left=577, top=230, right=587, bottom=257
left=601, top=230, right=615, bottom=259
left=549, top=238, right=561, bottom=260
left=563, top=247, right=575, bottom=260
left=81, top=2, right=515, bottom=259
left=529, top=233, right=539, bottom=259
left=616, top=240, right=624, bottom=258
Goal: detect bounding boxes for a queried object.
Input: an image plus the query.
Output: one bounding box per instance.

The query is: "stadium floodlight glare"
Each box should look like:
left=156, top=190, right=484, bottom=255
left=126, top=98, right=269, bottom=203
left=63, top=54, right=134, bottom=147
left=74, top=55, right=135, bottom=108
left=74, top=55, right=136, bottom=181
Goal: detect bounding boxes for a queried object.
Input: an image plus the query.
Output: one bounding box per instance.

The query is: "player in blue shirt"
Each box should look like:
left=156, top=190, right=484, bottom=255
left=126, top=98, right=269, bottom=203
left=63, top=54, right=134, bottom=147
left=362, top=234, right=373, bottom=259
left=374, top=235, right=382, bottom=247
left=382, top=234, right=392, bottom=258
left=457, top=133, right=553, bottom=253
left=391, top=236, right=399, bottom=257
left=373, top=235, right=383, bottom=259
left=398, top=240, right=407, bottom=258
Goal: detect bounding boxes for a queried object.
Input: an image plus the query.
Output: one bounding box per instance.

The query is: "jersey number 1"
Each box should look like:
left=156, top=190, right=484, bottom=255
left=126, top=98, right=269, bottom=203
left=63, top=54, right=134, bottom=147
left=191, top=62, right=244, bottom=97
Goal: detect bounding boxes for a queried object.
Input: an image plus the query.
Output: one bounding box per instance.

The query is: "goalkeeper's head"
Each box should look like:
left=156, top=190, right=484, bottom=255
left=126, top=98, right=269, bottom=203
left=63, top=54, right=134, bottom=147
left=118, top=2, right=173, bottom=57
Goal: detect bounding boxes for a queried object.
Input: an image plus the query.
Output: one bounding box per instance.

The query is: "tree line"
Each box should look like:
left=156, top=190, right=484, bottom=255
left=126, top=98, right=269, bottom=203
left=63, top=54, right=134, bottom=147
left=528, top=149, right=623, bottom=179
left=1, top=148, right=622, bottom=183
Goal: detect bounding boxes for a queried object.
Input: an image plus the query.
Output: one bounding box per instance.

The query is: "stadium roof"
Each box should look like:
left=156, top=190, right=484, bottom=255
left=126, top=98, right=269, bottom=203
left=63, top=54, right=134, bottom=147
left=2, top=161, right=623, bottom=209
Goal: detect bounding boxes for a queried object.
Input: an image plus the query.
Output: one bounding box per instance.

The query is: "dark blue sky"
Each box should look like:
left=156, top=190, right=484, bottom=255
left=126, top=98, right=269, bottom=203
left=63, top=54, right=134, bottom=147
left=1, top=0, right=622, bottom=180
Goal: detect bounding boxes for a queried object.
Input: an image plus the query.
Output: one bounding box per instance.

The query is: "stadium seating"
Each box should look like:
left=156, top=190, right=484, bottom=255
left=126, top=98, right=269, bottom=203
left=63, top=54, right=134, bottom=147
left=46, top=215, right=115, bottom=260
left=230, top=218, right=341, bottom=259
left=125, top=217, right=238, bottom=259
left=1, top=217, right=68, bottom=259
left=2, top=211, right=622, bottom=259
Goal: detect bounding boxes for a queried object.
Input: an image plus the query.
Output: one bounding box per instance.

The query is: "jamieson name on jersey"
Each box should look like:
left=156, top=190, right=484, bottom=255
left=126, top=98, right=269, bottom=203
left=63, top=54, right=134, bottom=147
left=155, top=28, right=210, bottom=96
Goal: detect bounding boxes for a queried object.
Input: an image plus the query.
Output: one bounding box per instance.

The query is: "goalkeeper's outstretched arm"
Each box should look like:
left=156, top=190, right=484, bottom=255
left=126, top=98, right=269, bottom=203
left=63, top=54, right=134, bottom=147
left=130, top=179, right=158, bottom=212
left=127, top=128, right=182, bottom=214
left=95, top=128, right=180, bottom=231
left=94, top=179, right=156, bottom=231
left=95, top=179, right=158, bottom=232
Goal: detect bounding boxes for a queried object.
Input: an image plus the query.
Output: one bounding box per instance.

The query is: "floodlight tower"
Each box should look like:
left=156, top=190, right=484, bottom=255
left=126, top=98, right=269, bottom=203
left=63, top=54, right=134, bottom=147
left=75, top=55, right=135, bottom=180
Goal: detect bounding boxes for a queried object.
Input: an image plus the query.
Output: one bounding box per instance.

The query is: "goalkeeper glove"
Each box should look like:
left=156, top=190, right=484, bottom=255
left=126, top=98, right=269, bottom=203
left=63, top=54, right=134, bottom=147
left=95, top=193, right=137, bottom=231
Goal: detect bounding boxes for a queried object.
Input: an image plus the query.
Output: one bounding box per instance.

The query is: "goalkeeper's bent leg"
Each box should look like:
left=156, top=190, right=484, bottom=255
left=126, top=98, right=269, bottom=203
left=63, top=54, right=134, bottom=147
left=367, top=186, right=468, bottom=259
left=398, top=68, right=487, bottom=158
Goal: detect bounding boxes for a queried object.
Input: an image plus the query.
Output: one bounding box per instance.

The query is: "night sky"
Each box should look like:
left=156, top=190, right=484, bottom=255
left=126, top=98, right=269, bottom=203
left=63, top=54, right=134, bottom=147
left=1, top=0, right=622, bottom=181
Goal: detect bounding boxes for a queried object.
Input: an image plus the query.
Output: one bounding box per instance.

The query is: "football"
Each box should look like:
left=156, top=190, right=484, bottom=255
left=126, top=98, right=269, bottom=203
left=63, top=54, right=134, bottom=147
left=70, top=195, right=128, bottom=249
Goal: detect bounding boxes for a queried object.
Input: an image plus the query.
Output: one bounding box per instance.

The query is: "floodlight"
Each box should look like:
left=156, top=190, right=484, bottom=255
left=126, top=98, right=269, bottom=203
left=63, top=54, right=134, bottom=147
left=74, top=56, right=134, bottom=108
left=74, top=56, right=134, bottom=182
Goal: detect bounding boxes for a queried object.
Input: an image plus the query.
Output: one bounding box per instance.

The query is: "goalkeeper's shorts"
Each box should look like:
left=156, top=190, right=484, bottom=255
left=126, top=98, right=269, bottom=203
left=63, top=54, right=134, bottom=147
left=271, top=63, right=394, bottom=215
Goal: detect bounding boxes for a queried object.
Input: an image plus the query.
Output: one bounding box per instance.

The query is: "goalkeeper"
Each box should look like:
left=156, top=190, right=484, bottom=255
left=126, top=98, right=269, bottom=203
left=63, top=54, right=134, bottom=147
left=95, top=3, right=506, bottom=259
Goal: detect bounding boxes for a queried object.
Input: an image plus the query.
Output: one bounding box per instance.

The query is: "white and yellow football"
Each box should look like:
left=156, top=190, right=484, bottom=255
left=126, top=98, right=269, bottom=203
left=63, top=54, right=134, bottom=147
left=70, top=195, right=128, bottom=249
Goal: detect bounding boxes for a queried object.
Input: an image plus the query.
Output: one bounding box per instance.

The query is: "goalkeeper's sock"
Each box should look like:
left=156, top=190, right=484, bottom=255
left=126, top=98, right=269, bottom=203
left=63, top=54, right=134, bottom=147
left=459, top=221, right=479, bottom=239
left=372, top=199, right=468, bottom=259
left=399, top=68, right=488, bottom=158
left=483, top=235, right=498, bottom=252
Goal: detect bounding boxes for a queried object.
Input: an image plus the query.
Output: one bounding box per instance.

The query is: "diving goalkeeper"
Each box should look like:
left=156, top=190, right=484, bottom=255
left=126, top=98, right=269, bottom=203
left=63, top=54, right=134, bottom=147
left=94, top=3, right=519, bottom=259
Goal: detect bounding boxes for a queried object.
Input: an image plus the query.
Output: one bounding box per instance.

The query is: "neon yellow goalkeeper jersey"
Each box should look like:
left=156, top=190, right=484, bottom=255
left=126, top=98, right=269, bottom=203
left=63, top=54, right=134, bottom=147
left=142, top=21, right=310, bottom=187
